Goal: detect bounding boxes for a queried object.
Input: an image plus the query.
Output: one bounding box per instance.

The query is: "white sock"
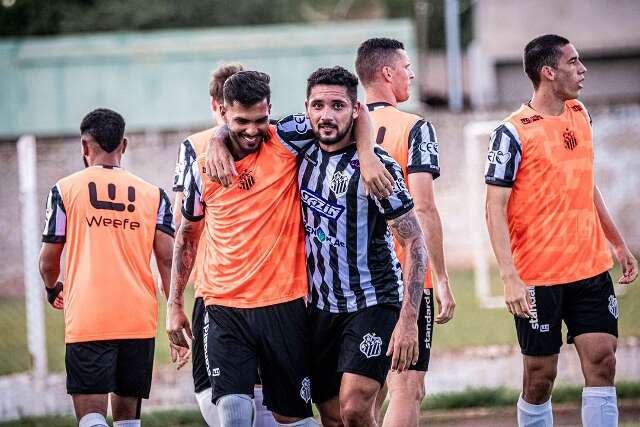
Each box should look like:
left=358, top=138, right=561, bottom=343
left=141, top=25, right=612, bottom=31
left=582, top=386, right=618, bottom=427
left=275, top=418, right=320, bottom=427
left=196, top=388, right=220, bottom=426
left=217, top=394, right=254, bottom=427
left=78, top=413, right=109, bottom=427
left=113, top=421, right=141, bottom=427
left=253, top=387, right=276, bottom=427
left=517, top=394, right=553, bottom=427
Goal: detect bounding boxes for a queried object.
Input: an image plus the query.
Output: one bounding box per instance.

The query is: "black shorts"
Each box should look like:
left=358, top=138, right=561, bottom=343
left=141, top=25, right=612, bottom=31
left=309, top=304, right=399, bottom=404
left=410, top=289, right=435, bottom=372
left=66, top=338, right=155, bottom=398
left=205, top=298, right=312, bottom=418
left=516, top=271, right=619, bottom=356
left=192, top=297, right=210, bottom=393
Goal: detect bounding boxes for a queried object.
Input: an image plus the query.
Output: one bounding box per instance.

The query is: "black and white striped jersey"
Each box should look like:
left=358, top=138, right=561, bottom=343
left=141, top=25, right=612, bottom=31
left=277, top=114, right=414, bottom=313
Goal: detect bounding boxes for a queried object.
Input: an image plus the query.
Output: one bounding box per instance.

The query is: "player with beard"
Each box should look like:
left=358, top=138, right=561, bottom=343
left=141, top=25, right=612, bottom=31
left=355, top=37, right=456, bottom=426
left=207, top=66, right=427, bottom=427
left=485, top=35, right=637, bottom=427
left=168, top=70, right=392, bottom=427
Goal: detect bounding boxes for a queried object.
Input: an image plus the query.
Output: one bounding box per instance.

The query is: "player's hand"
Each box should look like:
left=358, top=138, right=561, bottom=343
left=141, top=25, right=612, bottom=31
left=386, top=314, right=419, bottom=373
left=205, top=126, right=236, bottom=187
left=359, top=149, right=394, bottom=199
left=435, top=280, right=455, bottom=324
left=166, top=303, right=193, bottom=349
left=614, top=245, right=638, bottom=284
left=45, top=281, right=64, bottom=310
left=503, top=273, right=532, bottom=319
left=170, top=342, right=191, bottom=370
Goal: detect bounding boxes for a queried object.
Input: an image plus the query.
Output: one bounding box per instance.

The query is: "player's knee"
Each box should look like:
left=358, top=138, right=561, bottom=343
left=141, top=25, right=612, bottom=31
left=523, top=364, right=556, bottom=403
left=387, top=372, right=425, bottom=402
left=584, top=349, right=616, bottom=384
left=217, top=394, right=254, bottom=427
left=340, top=396, right=372, bottom=427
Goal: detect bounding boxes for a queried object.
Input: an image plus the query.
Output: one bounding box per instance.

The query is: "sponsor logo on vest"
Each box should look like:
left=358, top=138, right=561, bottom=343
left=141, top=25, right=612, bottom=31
left=300, top=377, right=311, bottom=403
left=563, top=128, right=578, bottom=150
left=301, top=188, right=345, bottom=220
left=238, top=169, right=256, bottom=191
left=608, top=295, right=618, bottom=319
left=330, top=171, right=349, bottom=197
left=359, top=333, right=383, bottom=359
left=88, top=182, right=136, bottom=212
left=520, top=115, right=543, bottom=125
left=487, top=150, right=512, bottom=165
left=571, top=104, right=583, bottom=112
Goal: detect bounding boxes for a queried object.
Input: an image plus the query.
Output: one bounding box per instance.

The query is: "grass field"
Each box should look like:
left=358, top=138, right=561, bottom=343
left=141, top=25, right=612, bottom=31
left=0, top=267, right=638, bottom=375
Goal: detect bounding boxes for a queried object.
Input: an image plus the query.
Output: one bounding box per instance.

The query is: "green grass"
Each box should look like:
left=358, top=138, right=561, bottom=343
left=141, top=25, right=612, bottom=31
left=1, top=267, right=638, bottom=374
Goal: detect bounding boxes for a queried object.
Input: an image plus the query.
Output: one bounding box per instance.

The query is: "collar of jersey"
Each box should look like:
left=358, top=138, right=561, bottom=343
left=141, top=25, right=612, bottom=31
left=317, top=141, right=357, bottom=157
left=523, top=101, right=569, bottom=119
left=90, top=164, right=122, bottom=170
left=367, top=101, right=394, bottom=111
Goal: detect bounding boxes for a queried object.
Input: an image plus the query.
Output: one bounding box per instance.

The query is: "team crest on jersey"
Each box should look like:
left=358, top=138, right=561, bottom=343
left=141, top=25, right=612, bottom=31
left=608, top=295, right=618, bottom=319
left=563, top=128, right=578, bottom=150
left=299, top=377, right=311, bottom=403
left=418, top=141, right=438, bottom=155
left=359, top=333, right=382, bottom=359
left=487, top=150, right=512, bottom=166
left=237, top=169, right=255, bottom=191
left=330, top=171, right=349, bottom=197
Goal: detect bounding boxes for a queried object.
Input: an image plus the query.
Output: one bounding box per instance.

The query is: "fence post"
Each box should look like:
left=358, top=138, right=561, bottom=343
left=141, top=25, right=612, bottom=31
left=17, top=134, right=48, bottom=386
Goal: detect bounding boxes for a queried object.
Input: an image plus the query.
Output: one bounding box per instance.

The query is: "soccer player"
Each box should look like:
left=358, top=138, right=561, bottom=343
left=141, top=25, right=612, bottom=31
left=172, top=62, right=278, bottom=427
left=355, top=38, right=456, bottom=426
left=484, top=34, right=638, bottom=427
left=39, top=108, right=175, bottom=427
left=294, top=66, right=427, bottom=427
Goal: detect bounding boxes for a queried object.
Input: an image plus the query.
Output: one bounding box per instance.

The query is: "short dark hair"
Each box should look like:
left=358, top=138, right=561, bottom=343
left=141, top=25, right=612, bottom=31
left=355, top=37, right=405, bottom=86
left=80, top=108, right=125, bottom=153
left=524, top=34, right=571, bottom=88
left=209, top=63, right=244, bottom=103
left=306, top=66, right=359, bottom=104
left=223, top=70, right=271, bottom=107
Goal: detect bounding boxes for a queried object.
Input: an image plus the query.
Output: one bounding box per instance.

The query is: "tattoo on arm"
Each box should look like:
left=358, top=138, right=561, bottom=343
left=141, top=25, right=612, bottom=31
left=389, top=211, right=428, bottom=315
left=169, top=226, right=199, bottom=305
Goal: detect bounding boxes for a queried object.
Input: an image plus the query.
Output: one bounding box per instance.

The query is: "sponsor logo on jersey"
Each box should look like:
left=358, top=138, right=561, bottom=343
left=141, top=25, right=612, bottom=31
left=300, top=377, right=311, bottom=403
left=359, top=333, right=383, bottom=358
left=527, top=287, right=540, bottom=330
left=330, top=171, right=349, bottom=197
left=419, top=141, right=438, bottom=155
left=608, top=295, right=618, bottom=319
left=303, top=223, right=346, bottom=247
left=212, top=368, right=221, bottom=377
left=393, top=175, right=408, bottom=195
left=520, top=115, right=543, bottom=125
left=293, top=113, right=310, bottom=134
left=304, top=153, right=318, bottom=166
left=487, top=150, right=512, bottom=165
left=350, top=159, right=360, bottom=169
left=237, top=169, right=256, bottom=191
left=301, top=188, right=345, bottom=220
left=570, top=104, right=583, bottom=112
left=563, top=128, right=578, bottom=150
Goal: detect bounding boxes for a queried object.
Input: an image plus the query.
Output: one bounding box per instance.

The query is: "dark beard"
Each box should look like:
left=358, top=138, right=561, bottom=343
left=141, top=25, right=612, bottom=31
left=317, top=119, right=354, bottom=145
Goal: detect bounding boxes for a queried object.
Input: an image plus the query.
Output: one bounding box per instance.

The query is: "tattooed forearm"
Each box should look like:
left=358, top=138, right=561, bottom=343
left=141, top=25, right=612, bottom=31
left=389, top=210, right=428, bottom=317
left=168, top=221, right=202, bottom=305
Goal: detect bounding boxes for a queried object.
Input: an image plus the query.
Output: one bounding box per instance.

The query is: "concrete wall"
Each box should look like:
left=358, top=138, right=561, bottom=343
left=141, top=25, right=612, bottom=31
left=469, top=0, right=640, bottom=108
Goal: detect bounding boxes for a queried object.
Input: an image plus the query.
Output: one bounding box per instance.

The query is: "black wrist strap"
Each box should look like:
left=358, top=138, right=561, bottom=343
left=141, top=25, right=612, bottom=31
left=46, top=281, right=63, bottom=305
